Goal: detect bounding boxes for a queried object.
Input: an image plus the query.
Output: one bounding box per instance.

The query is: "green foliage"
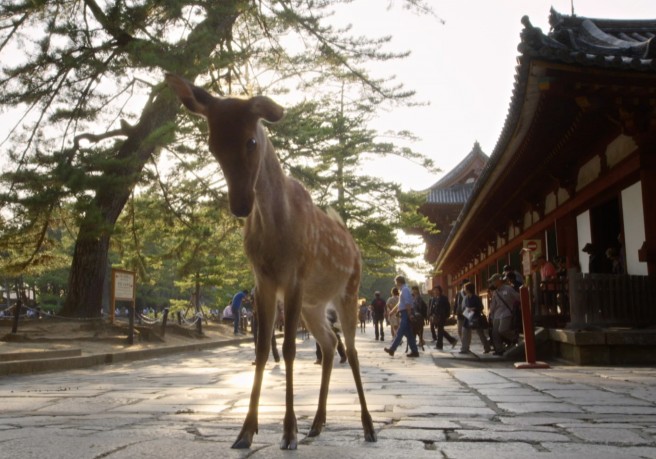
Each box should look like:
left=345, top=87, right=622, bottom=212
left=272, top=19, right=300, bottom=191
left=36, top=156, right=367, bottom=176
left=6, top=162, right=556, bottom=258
left=270, top=93, right=437, bottom=278
left=0, top=0, right=437, bottom=316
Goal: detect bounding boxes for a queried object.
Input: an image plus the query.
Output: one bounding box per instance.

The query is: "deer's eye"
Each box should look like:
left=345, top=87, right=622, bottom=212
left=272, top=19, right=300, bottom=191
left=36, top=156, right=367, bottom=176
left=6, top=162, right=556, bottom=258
left=246, top=138, right=257, bottom=152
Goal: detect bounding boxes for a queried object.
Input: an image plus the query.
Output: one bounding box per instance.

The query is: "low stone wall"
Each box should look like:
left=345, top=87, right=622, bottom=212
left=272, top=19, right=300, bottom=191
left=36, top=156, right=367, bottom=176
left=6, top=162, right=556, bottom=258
left=549, top=328, right=656, bottom=365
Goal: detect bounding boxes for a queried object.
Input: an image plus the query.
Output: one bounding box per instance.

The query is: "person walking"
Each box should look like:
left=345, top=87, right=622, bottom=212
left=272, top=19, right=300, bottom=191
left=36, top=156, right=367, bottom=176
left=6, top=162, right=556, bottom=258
left=459, top=282, right=491, bottom=354
left=488, top=273, right=520, bottom=355
left=429, top=285, right=457, bottom=350
left=454, top=279, right=468, bottom=340
left=314, top=309, right=347, bottom=365
left=412, top=286, right=428, bottom=322
left=386, top=287, right=400, bottom=340
left=384, top=276, right=419, bottom=358
left=370, top=291, right=386, bottom=341
left=231, top=289, right=249, bottom=335
left=358, top=299, right=368, bottom=332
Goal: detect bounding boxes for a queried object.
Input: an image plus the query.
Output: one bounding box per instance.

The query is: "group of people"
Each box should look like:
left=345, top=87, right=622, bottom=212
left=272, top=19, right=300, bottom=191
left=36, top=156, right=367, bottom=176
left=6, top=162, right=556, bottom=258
left=231, top=266, right=524, bottom=364
left=374, top=266, right=523, bottom=359
left=454, top=271, right=521, bottom=356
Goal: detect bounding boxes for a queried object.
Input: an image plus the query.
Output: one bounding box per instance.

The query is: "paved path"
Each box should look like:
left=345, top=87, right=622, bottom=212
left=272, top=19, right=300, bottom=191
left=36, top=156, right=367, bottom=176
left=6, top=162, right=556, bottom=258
left=2, top=326, right=656, bottom=458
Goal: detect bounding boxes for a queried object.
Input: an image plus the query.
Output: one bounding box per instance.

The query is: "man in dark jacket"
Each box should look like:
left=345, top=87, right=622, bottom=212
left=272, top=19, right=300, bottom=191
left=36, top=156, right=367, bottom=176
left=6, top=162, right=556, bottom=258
left=370, top=291, right=386, bottom=341
left=429, top=285, right=457, bottom=350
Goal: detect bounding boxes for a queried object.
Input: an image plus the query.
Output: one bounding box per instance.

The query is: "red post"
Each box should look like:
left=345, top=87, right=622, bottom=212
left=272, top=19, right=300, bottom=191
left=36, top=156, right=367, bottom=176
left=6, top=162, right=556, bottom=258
left=514, top=285, right=550, bottom=369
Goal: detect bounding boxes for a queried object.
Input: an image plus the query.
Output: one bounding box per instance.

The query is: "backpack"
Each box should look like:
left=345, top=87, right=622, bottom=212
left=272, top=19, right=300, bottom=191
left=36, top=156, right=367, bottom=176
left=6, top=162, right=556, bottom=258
left=497, top=292, right=522, bottom=333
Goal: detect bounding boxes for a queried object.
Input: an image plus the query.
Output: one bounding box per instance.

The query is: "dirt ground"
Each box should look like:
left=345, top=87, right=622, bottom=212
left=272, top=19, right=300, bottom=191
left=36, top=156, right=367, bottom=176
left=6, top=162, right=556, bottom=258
left=0, top=317, right=240, bottom=357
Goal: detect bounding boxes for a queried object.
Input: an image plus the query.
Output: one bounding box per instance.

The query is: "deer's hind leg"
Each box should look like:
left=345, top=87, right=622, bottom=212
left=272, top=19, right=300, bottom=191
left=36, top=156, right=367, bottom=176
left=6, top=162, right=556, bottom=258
left=335, top=280, right=377, bottom=442
left=303, top=305, right=337, bottom=438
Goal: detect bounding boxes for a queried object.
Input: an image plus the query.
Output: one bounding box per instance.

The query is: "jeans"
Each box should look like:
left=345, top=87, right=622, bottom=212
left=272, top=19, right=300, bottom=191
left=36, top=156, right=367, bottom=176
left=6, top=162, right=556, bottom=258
left=232, top=306, right=240, bottom=334
left=388, top=310, right=418, bottom=353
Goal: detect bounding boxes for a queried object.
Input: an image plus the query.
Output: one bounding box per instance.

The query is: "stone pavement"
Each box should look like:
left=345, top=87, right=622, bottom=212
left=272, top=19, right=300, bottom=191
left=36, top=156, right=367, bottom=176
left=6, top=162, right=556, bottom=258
left=1, top=326, right=656, bottom=459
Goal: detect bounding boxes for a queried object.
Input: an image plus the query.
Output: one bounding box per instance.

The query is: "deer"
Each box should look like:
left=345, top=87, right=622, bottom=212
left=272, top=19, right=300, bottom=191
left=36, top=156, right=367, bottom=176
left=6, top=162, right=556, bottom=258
left=165, top=74, right=377, bottom=450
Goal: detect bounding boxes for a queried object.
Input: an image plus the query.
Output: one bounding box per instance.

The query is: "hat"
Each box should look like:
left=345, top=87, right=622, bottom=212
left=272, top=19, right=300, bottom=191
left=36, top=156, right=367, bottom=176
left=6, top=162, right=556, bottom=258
left=488, top=273, right=502, bottom=283
left=460, top=278, right=469, bottom=285
left=374, top=291, right=381, bottom=295
left=582, top=243, right=594, bottom=253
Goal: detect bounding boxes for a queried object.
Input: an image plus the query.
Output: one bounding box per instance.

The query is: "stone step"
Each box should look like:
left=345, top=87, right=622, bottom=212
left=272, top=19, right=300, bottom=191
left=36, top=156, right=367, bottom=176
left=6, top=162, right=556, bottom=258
left=0, top=349, right=82, bottom=362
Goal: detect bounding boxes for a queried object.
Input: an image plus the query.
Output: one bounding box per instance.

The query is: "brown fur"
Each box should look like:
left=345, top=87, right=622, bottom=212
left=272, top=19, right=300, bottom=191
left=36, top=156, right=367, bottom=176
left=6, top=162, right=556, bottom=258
left=165, top=74, right=376, bottom=450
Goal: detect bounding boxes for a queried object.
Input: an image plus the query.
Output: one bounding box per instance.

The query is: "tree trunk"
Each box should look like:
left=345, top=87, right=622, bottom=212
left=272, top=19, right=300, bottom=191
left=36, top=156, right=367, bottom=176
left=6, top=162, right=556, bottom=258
left=61, top=93, right=180, bottom=317
left=61, top=4, right=243, bottom=318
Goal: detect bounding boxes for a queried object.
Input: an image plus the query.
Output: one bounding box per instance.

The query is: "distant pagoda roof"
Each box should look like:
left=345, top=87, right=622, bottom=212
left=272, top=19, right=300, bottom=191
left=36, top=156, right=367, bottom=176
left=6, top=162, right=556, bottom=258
left=425, top=142, right=487, bottom=205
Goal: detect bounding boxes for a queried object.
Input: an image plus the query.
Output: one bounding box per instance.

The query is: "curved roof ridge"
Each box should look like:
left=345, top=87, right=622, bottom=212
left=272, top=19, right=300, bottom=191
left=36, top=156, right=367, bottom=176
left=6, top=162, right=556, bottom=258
left=427, top=141, right=488, bottom=191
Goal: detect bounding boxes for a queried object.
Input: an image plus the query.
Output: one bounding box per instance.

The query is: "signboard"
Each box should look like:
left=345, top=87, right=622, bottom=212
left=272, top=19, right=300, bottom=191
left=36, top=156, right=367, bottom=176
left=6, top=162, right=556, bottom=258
left=113, top=270, right=135, bottom=301
left=524, top=239, right=541, bottom=253
left=521, top=239, right=542, bottom=277
left=110, top=269, right=136, bottom=344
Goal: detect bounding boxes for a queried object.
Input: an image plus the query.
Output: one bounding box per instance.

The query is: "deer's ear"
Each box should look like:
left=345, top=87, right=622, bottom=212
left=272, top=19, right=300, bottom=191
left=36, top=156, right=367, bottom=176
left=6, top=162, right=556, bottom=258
left=165, top=73, right=213, bottom=118
left=249, top=96, right=284, bottom=123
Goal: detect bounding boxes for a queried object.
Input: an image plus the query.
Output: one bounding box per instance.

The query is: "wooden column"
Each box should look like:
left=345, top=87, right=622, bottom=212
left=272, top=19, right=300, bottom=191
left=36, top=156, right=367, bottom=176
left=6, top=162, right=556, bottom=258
left=639, top=148, right=656, bottom=277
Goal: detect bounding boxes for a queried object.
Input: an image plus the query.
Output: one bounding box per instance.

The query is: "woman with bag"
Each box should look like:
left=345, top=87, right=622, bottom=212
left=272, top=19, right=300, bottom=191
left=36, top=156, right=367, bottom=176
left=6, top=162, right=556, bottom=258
left=459, top=282, right=491, bottom=354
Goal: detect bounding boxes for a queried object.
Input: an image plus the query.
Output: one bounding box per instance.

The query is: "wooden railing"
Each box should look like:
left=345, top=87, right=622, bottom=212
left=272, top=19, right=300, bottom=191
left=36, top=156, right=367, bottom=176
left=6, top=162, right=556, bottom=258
left=568, top=273, right=656, bottom=328
left=525, top=272, right=656, bottom=329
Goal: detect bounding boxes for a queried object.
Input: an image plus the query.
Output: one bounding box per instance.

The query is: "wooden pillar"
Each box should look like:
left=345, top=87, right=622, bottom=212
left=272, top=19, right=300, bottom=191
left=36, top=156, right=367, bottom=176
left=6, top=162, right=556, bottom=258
left=639, top=148, right=656, bottom=277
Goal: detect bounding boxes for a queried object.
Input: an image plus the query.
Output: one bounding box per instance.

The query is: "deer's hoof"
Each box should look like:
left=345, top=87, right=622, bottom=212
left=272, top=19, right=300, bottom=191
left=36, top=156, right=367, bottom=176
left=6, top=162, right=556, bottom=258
left=280, top=434, right=298, bottom=450
left=364, top=430, right=378, bottom=442
left=232, top=433, right=253, bottom=449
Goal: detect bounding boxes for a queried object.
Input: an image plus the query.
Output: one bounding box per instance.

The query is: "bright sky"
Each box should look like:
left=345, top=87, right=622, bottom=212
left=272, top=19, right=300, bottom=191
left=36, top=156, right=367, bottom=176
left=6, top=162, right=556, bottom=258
left=338, top=0, right=656, bottom=192
left=1, top=1, right=654, bottom=283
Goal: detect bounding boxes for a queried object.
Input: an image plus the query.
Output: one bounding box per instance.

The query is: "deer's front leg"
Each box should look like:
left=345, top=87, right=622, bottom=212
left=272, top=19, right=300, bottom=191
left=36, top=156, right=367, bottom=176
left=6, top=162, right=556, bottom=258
left=232, top=288, right=275, bottom=449
left=280, top=285, right=303, bottom=450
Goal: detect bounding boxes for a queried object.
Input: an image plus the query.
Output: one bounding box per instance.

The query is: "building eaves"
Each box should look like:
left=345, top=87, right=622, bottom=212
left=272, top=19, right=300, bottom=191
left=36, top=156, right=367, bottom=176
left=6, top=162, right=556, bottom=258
left=435, top=8, right=656, bottom=273
left=427, top=182, right=475, bottom=205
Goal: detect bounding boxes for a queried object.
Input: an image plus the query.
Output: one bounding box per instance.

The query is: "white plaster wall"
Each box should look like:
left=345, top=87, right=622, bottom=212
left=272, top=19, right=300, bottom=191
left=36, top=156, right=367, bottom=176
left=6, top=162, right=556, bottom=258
left=577, top=156, right=601, bottom=191
left=577, top=210, right=592, bottom=274
left=621, top=181, right=648, bottom=276
left=545, top=191, right=557, bottom=214
left=606, top=134, right=638, bottom=168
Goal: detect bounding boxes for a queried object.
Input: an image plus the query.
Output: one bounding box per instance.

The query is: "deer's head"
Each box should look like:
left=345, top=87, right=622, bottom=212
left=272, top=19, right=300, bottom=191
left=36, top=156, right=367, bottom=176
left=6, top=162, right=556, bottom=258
left=165, top=74, right=284, bottom=217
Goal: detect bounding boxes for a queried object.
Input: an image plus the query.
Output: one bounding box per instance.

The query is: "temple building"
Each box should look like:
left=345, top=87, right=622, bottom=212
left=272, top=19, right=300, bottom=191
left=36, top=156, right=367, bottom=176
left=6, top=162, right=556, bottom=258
left=418, top=9, right=656, bottom=363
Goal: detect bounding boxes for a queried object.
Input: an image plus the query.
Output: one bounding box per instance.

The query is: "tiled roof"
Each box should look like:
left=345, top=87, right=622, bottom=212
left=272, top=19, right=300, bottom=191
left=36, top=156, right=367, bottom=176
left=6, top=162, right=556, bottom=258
left=427, top=182, right=474, bottom=205
left=427, top=141, right=488, bottom=191
left=520, top=8, right=656, bottom=72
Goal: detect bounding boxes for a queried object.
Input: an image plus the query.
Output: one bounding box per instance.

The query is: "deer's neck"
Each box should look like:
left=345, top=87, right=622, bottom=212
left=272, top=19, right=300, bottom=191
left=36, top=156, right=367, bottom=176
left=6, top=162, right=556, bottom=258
left=249, top=137, right=289, bottom=234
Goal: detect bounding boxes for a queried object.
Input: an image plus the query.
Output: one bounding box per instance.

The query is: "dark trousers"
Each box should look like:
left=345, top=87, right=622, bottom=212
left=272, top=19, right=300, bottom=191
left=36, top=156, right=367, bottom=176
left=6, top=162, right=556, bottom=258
left=252, top=315, right=280, bottom=362
left=232, top=306, right=240, bottom=333
left=315, top=334, right=346, bottom=362
left=435, top=316, right=456, bottom=349
left=373, top=315, right=385, bottom=340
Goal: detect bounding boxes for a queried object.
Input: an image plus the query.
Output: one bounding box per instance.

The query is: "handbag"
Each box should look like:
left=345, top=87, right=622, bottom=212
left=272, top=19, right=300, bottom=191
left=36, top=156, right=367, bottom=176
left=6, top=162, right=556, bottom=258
left=468, top=312, right=488, bottom=330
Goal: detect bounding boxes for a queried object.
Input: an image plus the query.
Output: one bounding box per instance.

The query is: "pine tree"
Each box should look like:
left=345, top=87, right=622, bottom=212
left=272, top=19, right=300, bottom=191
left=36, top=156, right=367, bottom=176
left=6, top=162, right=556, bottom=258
left=0, top=0, right=435, bottom=317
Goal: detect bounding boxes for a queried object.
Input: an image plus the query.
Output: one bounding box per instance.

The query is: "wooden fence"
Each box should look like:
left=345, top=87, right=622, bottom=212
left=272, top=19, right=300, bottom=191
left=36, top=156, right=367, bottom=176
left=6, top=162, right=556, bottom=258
left=567, top=273, right=656, bottom=328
